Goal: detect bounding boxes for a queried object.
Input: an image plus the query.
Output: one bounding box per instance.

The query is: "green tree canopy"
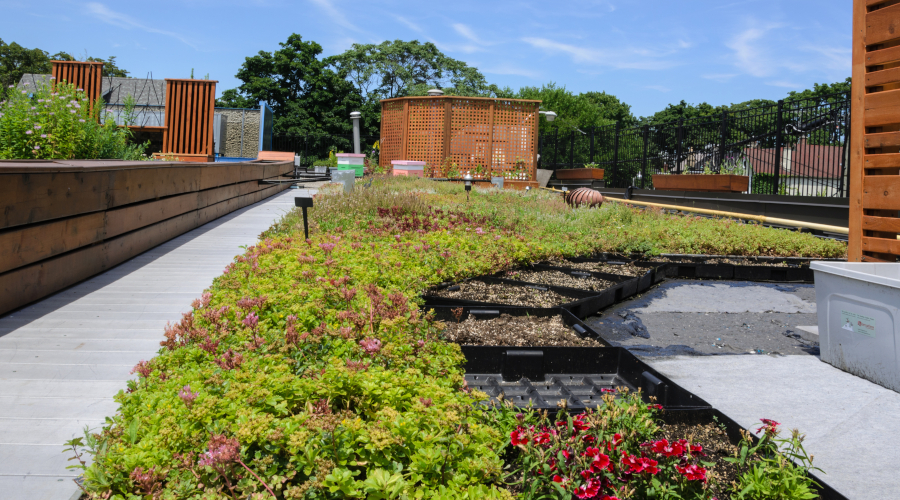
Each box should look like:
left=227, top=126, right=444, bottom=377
left=1, top=39, right=128, bottom=88
left=228, top=33, right=365, bottom=154
left=515, top=83, right=635, bottom=131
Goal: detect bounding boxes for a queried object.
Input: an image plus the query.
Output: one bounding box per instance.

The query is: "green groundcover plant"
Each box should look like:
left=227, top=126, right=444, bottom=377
left=67, top=178, right=842, bottom=499
left=0, top=79, right=147, bottom=160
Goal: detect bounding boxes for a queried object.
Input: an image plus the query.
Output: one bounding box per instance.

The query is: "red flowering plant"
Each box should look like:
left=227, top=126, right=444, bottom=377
left=503, top=389, right=717, bottom=499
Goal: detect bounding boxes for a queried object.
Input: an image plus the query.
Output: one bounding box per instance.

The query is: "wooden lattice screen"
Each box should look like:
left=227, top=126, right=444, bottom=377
left=51, top=61, right=103, bottom=113
left=850, top=0, right=900, bottom=261
left=380, top=96, right=541, bottom=178
left=162, top=79, right=218, bottom=162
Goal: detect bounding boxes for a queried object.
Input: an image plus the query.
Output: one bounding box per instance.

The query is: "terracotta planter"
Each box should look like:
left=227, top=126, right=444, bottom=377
left=555, top=169, right=605, bottom=180
left=652, top=174, right=749, bottom=193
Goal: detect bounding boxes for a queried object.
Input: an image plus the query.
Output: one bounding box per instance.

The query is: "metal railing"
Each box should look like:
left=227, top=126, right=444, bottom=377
left=272, top=133, right=380, bottom=167
left=538, top=92, right=850, bottom=197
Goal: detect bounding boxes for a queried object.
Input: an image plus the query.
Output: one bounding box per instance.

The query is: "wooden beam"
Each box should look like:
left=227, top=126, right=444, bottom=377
left=861, top=235, right=900, bottom=254
left=863, top=214, right=900, bottom=232
left=862, top=175, right=900, bottom=209
left=866, top=2, right=900, bottom=45
left=851, top=0, right=868, bottom=261
left=865, top=131, right=900, bottom=148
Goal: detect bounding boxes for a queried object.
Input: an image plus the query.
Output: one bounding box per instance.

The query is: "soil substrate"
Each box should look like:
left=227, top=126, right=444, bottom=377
left=650, top=256, right=806, bottom=267
left=442, top=313, right=601, bottom=347
left=544, top=259, right=647, bottom=277
left=655, top=420, right=742, bottom=496
left=502, top=269, right=615, bottom=291
left=427, top=281, right=574, bottom=308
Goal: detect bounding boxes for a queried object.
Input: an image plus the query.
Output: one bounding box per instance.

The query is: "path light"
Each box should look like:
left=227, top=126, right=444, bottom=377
left=525, top=186, right=532, bottom=192
left=295, top=196, right=313, bottom=239
left=539, top=110, right=557, bottom=122
left=463, top=173, right=473, bottom=202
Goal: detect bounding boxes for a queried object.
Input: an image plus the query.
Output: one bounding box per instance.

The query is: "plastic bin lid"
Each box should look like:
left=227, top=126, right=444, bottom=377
left=810, top=262, right=900, bottom=290
left=335, top=153, right=366, bottom=157
left=392, top=160, right=426, bottom=165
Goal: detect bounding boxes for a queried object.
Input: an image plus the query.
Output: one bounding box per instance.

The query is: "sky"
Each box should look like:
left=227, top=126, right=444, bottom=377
left=0, top=0, right=851, bottom=118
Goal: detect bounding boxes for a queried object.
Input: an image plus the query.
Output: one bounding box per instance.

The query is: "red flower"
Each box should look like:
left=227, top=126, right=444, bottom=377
left=648, top=403, right=664, bottom=410
left=583, top=446, right=601, bottom=458
left=552, top=475, right=568, bottom=489
left=591, top=453, right=611, bottom=473
left=510, top=428, right=528, bottom=447
left=621, top=454, right=645, bottom=473
left=534, top=432, right=550, bottom=445
left=573, top=478, right=602, bottom=499
left=582, top=434, right=597, bottom=444
left=572, top=415, right=591, bottom=431
left=649, top=439, right=685, bottom=457
left=758, top=418, right=781, bottom=437
left=641, top=457, right=659, bottom=475
left=676, top=464, right=707, bottom=481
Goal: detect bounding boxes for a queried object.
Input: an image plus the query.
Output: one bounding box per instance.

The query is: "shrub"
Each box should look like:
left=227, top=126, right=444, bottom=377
left=0, top=79, right=147, bottom=160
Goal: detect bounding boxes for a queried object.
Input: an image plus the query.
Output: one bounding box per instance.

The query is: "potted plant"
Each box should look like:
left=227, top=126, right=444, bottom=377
left=556, top=162, right=605, bottom=180
left=652, top=157, right=749, bottom=193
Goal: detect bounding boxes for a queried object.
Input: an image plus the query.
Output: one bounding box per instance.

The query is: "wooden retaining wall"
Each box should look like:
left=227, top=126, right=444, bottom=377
left=0, top=159, right=292, bottom=315
left=850, top=0, right=900, bottom=261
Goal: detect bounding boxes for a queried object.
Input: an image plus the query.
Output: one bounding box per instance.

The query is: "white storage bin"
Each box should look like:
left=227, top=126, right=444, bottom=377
left=811, top=262, right=900, bottom=392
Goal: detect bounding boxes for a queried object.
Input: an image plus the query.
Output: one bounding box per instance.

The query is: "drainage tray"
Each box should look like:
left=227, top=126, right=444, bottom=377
left=462, top=346, right=710, bottom=411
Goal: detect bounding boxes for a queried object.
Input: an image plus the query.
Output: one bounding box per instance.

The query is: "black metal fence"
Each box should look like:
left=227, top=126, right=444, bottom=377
left=538, top=92, right=851, bottom=197
left=272, top=133, right=380, bottom=167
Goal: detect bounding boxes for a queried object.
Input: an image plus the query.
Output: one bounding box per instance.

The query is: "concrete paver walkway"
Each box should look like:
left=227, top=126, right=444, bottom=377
left=0, top=188, right=304, bottom=500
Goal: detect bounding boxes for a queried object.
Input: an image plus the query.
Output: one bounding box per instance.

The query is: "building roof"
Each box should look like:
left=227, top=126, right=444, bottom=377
left=744, top=139, right=845, bottom=179
left=19, top=73, right=166, bottom=107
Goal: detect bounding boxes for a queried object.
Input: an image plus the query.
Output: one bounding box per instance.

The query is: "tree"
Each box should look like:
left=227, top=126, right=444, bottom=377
left=85, top=56, right=129, bottom=78
left=216, top=88, right=255, bottom=108
left=786, top=77, right=851, bottom=104
left=516, top=83, right=635, bottom=131
left=232, top=34, right=364, bottom=155
left=0, top=38, right=52, bottom=88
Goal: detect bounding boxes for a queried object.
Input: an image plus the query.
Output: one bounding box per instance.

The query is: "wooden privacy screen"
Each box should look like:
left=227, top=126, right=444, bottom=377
left=380, top=96, right=541, bottom=177
left=162, top=79, right=217, bottom=161
left=850, top=0, right=900, bottom=261
left=51, top=61, right=103, bottom=113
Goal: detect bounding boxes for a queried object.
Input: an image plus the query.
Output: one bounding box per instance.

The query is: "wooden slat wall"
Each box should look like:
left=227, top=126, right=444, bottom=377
left=162, top=79, right=217, bottom=158
left=380, top=96, right=541, bottom=178
left=51, top=61, right=103, bottom=114
left=851, top=0, right=900, bottom=261
left=0, top=160, right=292, bottom=315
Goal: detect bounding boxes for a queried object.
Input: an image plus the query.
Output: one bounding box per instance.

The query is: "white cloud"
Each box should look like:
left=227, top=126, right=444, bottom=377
left=726, top=22, right=783, bottom=77
left=395, top=16, right=423, bottom=33
left=766, top=80, right=803, bottom=89
left=308, top=0, right=360, bottom=33
left=480, top=63, right=542, bottom=79
left=85, top=3, right=198, bottom=49
left=702, top=73, right=738, bottom=82
left=453, top=23, right=485, bottom=45
left=520, top=37, right=680, bottom=70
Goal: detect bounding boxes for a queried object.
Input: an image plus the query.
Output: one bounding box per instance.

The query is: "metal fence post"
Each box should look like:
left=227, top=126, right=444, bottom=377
left=569, top=131, right=575, bottom=168
left=718, top=112, right=728, bottom=170
left=612, top=121, right=621, bottom=186
left=675, top=118, right=684, bottom=174
left=641, top=125, right=650, bottom=188
left=774, top=99, right=784, bottom=194
left=589, top=126, right=595, bottom=164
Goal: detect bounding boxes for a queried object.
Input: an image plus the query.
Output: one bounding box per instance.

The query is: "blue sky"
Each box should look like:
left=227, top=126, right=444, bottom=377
left=1, top=0, right=850, bottom=117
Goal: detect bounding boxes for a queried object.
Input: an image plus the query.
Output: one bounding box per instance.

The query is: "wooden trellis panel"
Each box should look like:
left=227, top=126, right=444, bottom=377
left=162, top=79, right=217, bottom=161
left=850, top=0, right=900, bottom=261
left=379, top=100, right=405, bottom=167
left=406, top=98, right=445, bottom=171
left=380, top=96, right=541, bottom=178
left=51, top=61, right=103, bottom=113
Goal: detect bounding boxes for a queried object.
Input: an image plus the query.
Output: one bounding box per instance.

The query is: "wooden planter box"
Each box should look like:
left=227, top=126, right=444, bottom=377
left=503, top=180, right=539, bottom=190
left=652, top=174, right=749, bottom=193
left=555, top=169, right=605, bottom=180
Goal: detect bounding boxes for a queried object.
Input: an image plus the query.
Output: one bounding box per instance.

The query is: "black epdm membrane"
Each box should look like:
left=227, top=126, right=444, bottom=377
left=426, top=254, right=848, bottom=500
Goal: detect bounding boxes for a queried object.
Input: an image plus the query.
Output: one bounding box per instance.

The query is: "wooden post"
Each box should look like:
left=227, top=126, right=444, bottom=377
left=849, top=0, right=900, bottom=261
left=532, top=105, right=540, bottom=180
left=51, top=61, right=103, bottom=117
left=161, top=79, right=218, bottom=162
left=401, top=100, right=409, bottom=160
left=849, top=0, right=866, bottom=261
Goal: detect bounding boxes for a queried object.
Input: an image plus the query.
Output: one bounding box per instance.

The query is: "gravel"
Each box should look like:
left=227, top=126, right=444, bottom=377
left=543, top=259, right=648, bottom=277
left=441, top=313, right=602, bottom=347
left=502, top=269, right=615, bottom=291
left=426, top=280, right=575, bottom=307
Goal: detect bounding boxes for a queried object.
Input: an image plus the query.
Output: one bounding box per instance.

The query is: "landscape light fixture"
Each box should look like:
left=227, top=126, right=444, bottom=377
left=539, top=110, right=557, bottom=122
left=463, top=173, right=473, bottom=201
left=295, top=196, right=314, bottom=239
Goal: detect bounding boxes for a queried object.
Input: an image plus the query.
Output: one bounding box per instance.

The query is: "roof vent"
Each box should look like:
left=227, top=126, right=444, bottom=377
left=427, top=88, right=444, bottom=96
